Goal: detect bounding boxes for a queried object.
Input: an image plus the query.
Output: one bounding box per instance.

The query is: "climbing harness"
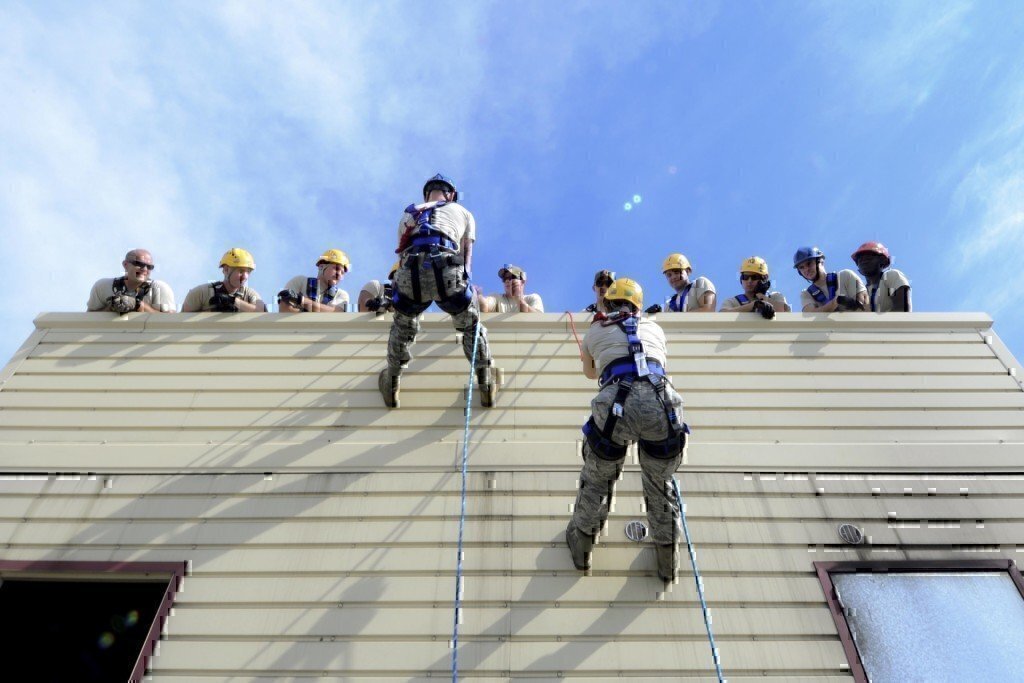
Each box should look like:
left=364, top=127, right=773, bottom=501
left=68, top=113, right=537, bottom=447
left=671, top=476, right=725, bottom=682
left=667, top=283, right=693, bottom=312
left=112, top=276, right=151, bottom=311
left=451, top=319, right=482, bottom=683
left=581, top=314, right=687, bottom=461
left=806, top=272, right=838, bottom=305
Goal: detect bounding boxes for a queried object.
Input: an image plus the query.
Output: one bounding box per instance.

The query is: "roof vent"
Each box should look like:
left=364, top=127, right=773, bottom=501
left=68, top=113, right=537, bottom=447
left=624, top=520, right=648, bottom=543
left=838, top=523, right=864, bottom=545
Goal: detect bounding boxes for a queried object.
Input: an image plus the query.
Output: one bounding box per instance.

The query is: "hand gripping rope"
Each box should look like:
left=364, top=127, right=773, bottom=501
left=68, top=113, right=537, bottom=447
left=671, top=476, right=725, bottom=682
left=451, top=320, right=482, bottom=682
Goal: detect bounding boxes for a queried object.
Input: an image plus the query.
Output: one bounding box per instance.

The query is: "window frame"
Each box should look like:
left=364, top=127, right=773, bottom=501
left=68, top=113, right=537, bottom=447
left=0, top=559, right=187, bottom=683
left=814, top=559, right=1024, bottom=683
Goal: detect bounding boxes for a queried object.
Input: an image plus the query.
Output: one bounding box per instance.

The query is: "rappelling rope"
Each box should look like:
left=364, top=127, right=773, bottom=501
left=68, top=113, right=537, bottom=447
left=451, top=319, right=482, bottom=682
left=671, top=476, right=725, bottom=682
left=566, top=311, right=584, bottom=358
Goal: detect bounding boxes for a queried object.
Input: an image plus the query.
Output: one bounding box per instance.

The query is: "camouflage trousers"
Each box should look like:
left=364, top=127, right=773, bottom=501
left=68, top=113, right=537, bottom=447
left=387, top=253, right=492, bottom=376
left=572, top=380, right=685, bottom=546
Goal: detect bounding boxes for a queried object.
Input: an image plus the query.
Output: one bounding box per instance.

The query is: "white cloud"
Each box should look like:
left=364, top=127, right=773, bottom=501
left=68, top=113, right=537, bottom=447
left=809, top=0, right=973, bottom=114
left=0, top=1, right=716, bottom=364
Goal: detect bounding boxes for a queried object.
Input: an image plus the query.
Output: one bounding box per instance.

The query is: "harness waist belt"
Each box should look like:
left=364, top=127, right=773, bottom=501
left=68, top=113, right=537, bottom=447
left=600, top=357, right=665, bottom=386
left=409, top=233, right=457, bottom=251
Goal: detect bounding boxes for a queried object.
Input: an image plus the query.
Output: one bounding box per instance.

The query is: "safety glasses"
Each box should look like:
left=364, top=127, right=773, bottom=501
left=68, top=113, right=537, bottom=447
left=595, top=279, right=613, bottom=287
left=129, top=260, right=155, bottom=271
left=739, top=273, right=762, bottom=281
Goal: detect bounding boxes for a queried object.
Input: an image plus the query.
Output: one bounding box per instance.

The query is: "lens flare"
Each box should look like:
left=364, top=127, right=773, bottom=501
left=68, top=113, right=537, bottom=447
left=633, top=195, right=642, bottom=204
left=623, top=203, right=633, bottom=211
left=98, top=632, right=115, bottom=649
left=125, top=610, right=140, bottom=627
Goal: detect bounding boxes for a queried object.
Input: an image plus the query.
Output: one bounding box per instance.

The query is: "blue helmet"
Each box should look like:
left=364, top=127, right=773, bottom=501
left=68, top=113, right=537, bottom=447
left=423, top=173, right=458, bottom=202
left=793, top=246, right=825, bottom=268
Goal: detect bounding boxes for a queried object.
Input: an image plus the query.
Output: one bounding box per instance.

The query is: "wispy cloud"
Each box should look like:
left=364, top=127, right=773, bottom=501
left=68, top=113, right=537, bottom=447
left=809, top=0, right=973, bottom=114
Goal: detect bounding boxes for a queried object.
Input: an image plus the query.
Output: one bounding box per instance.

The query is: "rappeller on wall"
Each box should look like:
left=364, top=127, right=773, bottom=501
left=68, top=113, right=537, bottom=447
left=379, top=173, right=499, bottom=408
left=567, top=277, right=689, bottom=583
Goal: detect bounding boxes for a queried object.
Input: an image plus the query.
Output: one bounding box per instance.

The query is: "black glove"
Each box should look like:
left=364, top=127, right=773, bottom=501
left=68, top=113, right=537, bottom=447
left=277, top=289, right=302, bottom=309
left=210, top=291, right=240, bottom=312
left=108, top=293, right=138, bottom=314
left=366, top=297, right=392, bottom=314
left=753, top=299, right=775, bottom=320
left=836, top=295, right=863, bottom=311
left=645, top=304, right=663, bottom=314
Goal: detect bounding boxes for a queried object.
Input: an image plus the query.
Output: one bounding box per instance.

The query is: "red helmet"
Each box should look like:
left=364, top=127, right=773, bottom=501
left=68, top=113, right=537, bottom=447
left=851, top=241, right=890, bottom=267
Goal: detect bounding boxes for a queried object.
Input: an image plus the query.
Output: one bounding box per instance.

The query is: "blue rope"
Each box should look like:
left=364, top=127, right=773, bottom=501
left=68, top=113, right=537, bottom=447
left=671, top=476, right=725, bottom=682
left=451, top=321, right=482, bottom=683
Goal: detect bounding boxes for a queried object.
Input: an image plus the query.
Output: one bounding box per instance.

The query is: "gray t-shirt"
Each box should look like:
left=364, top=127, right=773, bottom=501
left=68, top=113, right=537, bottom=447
left=87, top=277, right=176, bottom=312
left=583, top=317, right=669, bottom=376
left=398, top=201, right=476, bottom=251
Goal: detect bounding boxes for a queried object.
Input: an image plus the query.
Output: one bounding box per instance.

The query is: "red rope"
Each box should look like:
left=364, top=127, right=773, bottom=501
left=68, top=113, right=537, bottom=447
left=566, top=311, right=584, bottom=358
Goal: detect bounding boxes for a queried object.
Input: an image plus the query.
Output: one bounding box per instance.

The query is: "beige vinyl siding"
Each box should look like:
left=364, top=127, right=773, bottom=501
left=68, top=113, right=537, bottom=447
left=0, top=312, right=1021, bottom=680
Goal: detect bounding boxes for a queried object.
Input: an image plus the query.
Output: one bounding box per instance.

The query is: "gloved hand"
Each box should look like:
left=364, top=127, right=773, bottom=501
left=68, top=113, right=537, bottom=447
left=108, top=293, right=138, bottom=314
left=645, top=304, right=663, bottom=314
left=753, top=299, right=775, bottom=320
left=836, top=295, right=863, bottom=311
left=210, top=291, right=239, bottom=312
left=277, top=290, right=301, bottom=309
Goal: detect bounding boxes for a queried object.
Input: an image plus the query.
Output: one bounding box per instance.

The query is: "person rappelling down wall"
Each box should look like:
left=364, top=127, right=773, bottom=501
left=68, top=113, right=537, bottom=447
left=566, top=277, right=689, bottom=582
left=380, top=173, right=500, bottom=408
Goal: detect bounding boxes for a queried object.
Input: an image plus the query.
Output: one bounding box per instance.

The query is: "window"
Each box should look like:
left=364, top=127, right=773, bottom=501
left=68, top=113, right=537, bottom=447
left=815, top=560, right=1024, bottom=682
left=0, top=561, right=185, bottom=682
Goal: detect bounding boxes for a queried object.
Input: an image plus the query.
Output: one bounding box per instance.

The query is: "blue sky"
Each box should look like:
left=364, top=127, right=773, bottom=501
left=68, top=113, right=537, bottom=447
left=1, top=1, right=1022, bottom=365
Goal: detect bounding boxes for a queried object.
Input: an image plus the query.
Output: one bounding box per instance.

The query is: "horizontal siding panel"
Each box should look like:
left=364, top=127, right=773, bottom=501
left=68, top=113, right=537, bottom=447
left=14, top=356, right=1008, bottom=375
left=1, top=492, right=1021, bottom=523
left=4, top=390, right=1024, bottom=411
left=1, top=518, right=1018, bottom=547
left=147, top=639, right=847, bottom=675
left=0, top=545, right=1013, bottom=577
left=165, top=605, right=837, bottom=638
left=1, top=407, right=1021, bottom=430
left=7, top=372, right=1019, bottom=392
left=168, top=575, right=828, bottom=605
left=1, top=442, right=1023, bottom=473
left=6, top=471, right=1024, bottom=498
left=26, top=340, right=996, bottom=359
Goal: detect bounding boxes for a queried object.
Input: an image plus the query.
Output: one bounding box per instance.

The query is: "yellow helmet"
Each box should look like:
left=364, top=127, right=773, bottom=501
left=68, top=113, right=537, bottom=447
left=220, top=248, right=255, bottom=270
left=605, top=277, right=643, bottom=310
left=662, top=253, right=691, bottom=273
left=317, top=249, right=351, bottom=272
left=388, top=260, right=401, bottom=279
left=740, top=256, right=769, bottom=277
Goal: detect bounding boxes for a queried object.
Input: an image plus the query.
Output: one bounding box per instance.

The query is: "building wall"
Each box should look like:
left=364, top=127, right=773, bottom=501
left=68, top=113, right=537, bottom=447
left=0, top=312, right=1021, bottom=680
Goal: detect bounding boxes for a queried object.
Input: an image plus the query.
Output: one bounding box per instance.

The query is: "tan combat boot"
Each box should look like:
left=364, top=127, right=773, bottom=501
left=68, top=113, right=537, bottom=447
left=476, top=365, right=499, bottom=408
left=565, top=521, right=595, bottom=571
left=378, top=368, right=400, bottom=409
left=656, top=543, right=679, bottom=583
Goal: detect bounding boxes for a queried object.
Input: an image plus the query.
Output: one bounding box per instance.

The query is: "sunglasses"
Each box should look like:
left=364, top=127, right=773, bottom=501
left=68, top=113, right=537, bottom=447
left=129, top=260, right=155, bottom=271
left=595, top=279, right=613, bottom=287
left=740, top=273, right=763, bottom=281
